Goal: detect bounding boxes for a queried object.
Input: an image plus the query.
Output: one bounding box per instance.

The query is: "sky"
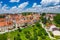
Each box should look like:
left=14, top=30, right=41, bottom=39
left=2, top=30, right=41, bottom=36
left=0, top=0, right=60, bottom=13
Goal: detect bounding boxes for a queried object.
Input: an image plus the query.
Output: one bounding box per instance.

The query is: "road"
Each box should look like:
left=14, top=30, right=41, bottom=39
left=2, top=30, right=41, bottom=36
left=40, top=22, right=56, bottom=40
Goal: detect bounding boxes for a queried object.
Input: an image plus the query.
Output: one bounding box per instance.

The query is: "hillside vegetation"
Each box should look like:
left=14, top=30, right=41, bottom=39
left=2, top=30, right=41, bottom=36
left=0, top=22, right=50, bottom=40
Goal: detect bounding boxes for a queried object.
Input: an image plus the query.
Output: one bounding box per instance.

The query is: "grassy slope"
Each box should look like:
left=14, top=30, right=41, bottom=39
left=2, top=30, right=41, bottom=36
left=0, top=22, right=51, bottom=40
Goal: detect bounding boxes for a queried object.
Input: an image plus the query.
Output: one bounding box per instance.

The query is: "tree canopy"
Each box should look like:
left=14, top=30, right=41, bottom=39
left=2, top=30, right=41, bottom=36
left=54, top=14, right=60, bottom=24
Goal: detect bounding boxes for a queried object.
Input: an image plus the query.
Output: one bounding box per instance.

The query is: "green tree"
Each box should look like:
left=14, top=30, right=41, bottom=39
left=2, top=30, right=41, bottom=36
left=41, top=13, right=46, bottom=16
left=0, top=34, right=7, bottom=40
left=18, top=28, right=22, bottom=32
left=0, top=15, right=5, bottom=18
left=54, top=14, right=60, bottom=24
left=14, top=33, right=21, bottom=40
left=33, top=32, right=38, bottom=40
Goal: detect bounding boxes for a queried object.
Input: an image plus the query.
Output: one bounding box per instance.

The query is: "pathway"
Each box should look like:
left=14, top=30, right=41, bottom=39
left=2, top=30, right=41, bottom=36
left=40, top=22, right=56, bottom=40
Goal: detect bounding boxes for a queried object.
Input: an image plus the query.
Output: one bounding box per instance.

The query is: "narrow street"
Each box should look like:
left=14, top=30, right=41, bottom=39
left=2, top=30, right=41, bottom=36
left=0, top=28, right=18, bottom=34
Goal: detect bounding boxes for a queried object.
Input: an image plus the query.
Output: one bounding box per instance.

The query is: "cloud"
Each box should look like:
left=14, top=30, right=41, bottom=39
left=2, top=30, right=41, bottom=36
left=18, top=2, right=28, bottom=9
left=0, top=1, right=60, bottom=14
left=0, top=2, right=29, bottom=13
left=25, top=3, right=60, bottom=13
left=10, top=0, right=20, bottom=2
left=0, top=4, right=10, bottom=13
left=0, top=1, right=3, bottom=3
left=32, top=3, right=42, bottom=8
left=11, top=6, right=17, bottom=9
left=40, top=0, right=60, bottom=6
left=41, top=5, right=60, bottom=13
left=9, top=6, right=18, bottom=13
left=9, top=2, right=29, bottom=13
left=26, top=3, right=42, bottom=12
left=0, top=1, right=3, bottom=8
left=0, top=3, right=2, bottom=8
left=2, top=4, right=9, bottom=10
left=32, top=3, right=37, bottom=7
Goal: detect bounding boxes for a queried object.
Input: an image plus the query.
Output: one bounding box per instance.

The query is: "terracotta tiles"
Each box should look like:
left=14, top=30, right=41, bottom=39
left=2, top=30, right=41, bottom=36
left=0, top=14, right=40, bottom=27
left=0, top=21, right=13, bottom=27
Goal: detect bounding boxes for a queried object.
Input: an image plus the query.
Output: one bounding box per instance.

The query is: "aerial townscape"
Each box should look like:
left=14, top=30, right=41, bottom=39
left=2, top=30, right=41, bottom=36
left=0, top=0, right=60, bottom=40
left=0, top=13, right=40, bottom=32
left=0, top=12, right=60, bottom=40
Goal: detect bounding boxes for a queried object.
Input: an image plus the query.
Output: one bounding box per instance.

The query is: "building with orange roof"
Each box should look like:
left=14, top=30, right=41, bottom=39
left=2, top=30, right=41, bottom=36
left=0, top=13, right=41, bottom=32
left=0, top=21, right=14, bottom=32
left=0, top=18, right=6, bottom=22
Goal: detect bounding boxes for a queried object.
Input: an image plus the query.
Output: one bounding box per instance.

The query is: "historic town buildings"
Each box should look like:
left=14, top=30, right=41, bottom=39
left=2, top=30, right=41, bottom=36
left=0, top=13, right=40, bottom=32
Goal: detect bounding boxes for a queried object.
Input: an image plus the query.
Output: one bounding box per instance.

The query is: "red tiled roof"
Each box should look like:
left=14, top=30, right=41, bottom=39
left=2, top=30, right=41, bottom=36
left=0, top=14, right=40, bottom=27
left=0, top=21, right=13, bottom=27
left=0, top=18, right=6, bottom=21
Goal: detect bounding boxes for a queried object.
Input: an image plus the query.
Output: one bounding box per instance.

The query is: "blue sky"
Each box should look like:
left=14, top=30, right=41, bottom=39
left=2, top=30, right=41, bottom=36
left=0, top=0, right=60, bottom=13
left=0, top=0, right=41, bottom=8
